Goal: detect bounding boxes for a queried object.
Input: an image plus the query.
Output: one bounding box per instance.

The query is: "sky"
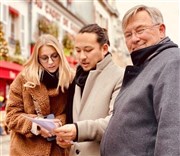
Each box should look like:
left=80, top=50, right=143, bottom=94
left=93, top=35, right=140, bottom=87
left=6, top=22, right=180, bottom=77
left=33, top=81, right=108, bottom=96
left=116, top=0, right=180, bottom=45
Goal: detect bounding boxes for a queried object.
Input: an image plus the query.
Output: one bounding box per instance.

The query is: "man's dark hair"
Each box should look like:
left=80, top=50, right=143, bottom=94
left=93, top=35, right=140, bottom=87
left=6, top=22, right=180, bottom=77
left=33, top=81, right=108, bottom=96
left=79, top=24, right=110, bottom=46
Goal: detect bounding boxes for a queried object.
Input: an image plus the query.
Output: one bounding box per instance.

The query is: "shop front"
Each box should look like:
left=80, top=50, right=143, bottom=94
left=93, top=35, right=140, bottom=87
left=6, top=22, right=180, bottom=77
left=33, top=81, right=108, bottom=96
left=0, top=61, right=23, bottom=98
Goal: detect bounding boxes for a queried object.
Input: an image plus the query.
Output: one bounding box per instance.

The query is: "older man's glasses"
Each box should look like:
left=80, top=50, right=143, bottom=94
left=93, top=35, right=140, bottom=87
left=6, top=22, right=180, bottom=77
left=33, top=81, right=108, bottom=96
left=39, top=52, right=59, bottom=63
left=124, top=24, right=160, bottom=40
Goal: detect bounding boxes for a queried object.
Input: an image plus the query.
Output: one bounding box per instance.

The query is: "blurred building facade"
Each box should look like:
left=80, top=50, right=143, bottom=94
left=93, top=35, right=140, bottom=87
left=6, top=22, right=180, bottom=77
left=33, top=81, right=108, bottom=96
left=0, top=0, right=131, bottom=98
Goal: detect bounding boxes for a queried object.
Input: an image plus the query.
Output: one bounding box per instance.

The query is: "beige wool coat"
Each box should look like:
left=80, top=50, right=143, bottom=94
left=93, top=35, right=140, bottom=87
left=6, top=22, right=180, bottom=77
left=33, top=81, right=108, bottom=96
left=70, top=55, right=124, bottom=156
left=5, top=73, right=68, bottom=156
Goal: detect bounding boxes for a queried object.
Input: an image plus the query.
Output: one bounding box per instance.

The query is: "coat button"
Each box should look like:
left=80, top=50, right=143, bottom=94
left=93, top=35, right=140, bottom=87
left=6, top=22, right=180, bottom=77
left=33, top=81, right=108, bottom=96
left=76, top=149, right=80, bottom=154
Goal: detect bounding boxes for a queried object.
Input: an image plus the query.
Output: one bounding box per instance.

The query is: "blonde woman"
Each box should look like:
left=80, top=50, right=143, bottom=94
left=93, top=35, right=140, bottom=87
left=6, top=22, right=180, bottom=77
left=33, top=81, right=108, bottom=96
left=5, top=34, right=74, bottom=156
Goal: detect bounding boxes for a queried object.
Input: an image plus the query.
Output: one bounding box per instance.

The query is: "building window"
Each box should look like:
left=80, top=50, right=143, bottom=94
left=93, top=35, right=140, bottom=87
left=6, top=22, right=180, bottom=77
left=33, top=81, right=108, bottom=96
left=20, top=15, right=25, bottom=48
left=3, top=5, right=7, bottom=22
left=9, top=7, right=19, bottom=45
left=10, top=17, right=15, bottom=39
left=0, top=3, right=1, bottom=19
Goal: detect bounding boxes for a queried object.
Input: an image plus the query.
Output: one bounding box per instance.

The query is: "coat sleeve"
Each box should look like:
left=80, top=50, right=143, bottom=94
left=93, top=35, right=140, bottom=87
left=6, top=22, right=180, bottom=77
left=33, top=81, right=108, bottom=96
left=55, top=114, right=66, bottom=125
left=5, top=74, right=33, bottom=138
left=153, top=59, right=180, bottom=156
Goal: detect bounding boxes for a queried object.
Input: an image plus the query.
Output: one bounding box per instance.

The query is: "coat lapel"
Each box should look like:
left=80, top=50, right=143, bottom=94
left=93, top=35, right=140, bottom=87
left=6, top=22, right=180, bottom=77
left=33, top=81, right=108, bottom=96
left=28, top=84, right=59, bottom=116
left=73, top=70, right=100, bottom=120
left=73, top=54, right=112, bottom=118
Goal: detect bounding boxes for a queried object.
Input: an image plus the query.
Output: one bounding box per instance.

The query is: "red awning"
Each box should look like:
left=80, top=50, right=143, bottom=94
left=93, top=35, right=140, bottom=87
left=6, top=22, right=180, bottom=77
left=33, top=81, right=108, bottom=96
left=0, top=61, right=23, bottom=80
left=9, top=6, right=19, bottom=17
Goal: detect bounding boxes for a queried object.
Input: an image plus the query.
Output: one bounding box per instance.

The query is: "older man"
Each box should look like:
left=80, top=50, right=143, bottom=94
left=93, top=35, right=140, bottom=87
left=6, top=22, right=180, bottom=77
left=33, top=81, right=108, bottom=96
left=100, top=5, right=180, bottom=156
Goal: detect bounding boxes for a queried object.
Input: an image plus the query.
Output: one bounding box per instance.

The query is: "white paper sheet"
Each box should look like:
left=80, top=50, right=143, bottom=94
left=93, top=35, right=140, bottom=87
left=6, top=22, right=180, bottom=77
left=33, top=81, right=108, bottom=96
left=23, top=115, right=56, bottom=131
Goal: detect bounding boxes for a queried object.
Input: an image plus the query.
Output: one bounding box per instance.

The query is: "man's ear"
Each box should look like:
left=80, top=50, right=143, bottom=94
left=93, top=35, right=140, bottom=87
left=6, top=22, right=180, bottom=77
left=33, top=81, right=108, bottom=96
left=102, top=43, right=109, bottom=55
left=159, top=23, right=166, bottom=38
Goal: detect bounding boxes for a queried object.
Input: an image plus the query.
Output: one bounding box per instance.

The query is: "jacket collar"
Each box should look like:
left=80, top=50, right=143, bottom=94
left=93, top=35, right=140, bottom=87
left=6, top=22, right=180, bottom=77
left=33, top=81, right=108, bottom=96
left=130, top=37, right=178, bottom=66
left=96, top=52, right=112, bottom=70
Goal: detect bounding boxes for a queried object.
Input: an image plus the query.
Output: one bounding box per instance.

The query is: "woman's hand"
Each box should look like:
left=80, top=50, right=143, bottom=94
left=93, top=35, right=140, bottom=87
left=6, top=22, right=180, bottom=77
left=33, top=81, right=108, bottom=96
left=53, top=119, right=62, bottom=128
left=39, top=127, right=54, bottom=138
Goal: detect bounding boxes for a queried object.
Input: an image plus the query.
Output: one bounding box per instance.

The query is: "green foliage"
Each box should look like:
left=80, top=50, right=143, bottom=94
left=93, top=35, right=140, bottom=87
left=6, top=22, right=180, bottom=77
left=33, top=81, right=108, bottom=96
left=38, top=17, right=59, bottom=38
left=9, top=55, right=26, bottom=65
left=0, top=21, right=25, bottom=65
left=14, top=40, right=21, bottom=55
left=62, top=34, right=74, bottom=56
left=0, top=21, right=9, bottom=61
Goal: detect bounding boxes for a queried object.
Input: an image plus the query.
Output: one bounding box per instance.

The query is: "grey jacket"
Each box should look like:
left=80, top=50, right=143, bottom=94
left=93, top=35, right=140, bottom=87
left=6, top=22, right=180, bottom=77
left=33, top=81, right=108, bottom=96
left=101, top=37, right=180, bottom=156
left=70, top=54, right=124, bottom=156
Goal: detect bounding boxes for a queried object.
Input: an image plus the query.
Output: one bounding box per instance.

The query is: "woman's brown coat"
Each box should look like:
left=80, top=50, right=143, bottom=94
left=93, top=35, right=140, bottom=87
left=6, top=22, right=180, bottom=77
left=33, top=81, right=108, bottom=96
left=5, top=73, right=68, bottom=156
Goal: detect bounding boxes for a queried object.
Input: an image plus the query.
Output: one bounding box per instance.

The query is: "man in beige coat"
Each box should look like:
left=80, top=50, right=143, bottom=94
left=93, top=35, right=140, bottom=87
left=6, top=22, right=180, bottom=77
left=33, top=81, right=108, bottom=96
left=54, top=24, right=124, bottom=156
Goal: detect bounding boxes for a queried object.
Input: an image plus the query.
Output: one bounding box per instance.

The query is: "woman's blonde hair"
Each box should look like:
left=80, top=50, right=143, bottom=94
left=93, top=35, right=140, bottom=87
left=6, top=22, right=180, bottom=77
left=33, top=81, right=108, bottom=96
left=122, top=5, right=164, bottom=31
left=22, top=34, right=74, bottom=92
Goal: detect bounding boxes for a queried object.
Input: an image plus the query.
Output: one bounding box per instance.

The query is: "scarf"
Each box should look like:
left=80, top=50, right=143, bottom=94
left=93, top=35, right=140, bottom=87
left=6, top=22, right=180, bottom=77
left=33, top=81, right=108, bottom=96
left=40, top=69, right=59, bottom=89
left=75, top=66, right=90, bottom=95
left=131, top=37, right=178, bottom=66
left=66, top=66, right=91, bottom=123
